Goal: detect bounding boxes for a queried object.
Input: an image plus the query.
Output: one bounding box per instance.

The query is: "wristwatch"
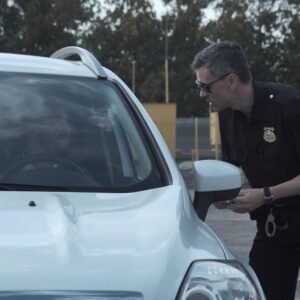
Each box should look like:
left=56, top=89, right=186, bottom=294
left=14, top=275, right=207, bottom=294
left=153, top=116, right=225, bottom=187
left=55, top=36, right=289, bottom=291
left=263, top=187, right=275, bottom=205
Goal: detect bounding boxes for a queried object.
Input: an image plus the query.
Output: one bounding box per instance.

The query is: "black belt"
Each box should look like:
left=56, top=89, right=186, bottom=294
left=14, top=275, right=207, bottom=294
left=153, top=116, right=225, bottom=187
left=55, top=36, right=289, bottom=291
left=250, top=200, right=300, bottom=220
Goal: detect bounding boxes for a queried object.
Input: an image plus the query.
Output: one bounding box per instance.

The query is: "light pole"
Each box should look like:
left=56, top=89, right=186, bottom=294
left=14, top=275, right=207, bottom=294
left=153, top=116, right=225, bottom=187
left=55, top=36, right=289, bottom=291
left=165, top=17, right=169, bottom=104
left=132, top=60, right=136, bottom=94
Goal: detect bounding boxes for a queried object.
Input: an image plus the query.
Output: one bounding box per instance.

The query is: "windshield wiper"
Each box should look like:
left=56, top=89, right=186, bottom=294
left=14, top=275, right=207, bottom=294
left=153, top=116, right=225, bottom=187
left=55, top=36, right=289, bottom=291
left=0, top=183, right=69, bottom=191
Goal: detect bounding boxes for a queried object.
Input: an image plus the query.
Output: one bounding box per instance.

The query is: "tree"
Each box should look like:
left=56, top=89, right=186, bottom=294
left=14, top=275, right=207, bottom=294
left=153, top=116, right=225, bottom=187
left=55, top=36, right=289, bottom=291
left=1, top=0, right=299, bottom=116
left=203, top=0, right=300, bottom=87
left=276, top=1, right=300, bottom=88
left=161, top=0, right=211, bottom=116
left=84, top=0, right=164, bottom=102
left=0, top=0, right=93, bottom=55
left=0, top=1, right=21, bottom=52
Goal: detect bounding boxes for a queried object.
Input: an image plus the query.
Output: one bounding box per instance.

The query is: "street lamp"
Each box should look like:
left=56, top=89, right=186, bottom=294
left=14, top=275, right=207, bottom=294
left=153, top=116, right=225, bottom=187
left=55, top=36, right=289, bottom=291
left=132, top=60, right=136, bottom=94
left=165, top=17, right=169, bottom=104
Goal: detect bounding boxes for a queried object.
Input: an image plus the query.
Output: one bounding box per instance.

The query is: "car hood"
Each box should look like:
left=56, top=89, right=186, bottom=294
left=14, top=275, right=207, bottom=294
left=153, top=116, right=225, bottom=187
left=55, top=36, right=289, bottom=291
left=0, top=186, right=225, bottom=299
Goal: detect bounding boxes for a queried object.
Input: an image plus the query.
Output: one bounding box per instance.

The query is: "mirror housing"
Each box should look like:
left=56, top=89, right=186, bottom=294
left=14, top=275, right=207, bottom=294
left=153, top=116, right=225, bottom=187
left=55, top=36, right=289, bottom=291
left=193, top=160, right=241, bottom=221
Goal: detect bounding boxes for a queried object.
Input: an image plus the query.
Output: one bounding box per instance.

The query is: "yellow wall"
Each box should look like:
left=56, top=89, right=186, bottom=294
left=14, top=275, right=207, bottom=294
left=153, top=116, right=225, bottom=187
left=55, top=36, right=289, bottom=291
left=209, top=111, right=220, bottom=145
left=143, top=103, right=177, bottom=157
left=210, top=111, right=221, bottom=159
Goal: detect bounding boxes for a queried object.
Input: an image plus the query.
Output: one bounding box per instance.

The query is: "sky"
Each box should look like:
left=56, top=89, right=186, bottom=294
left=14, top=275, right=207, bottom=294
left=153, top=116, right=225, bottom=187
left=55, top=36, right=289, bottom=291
left=151, top=0, right=167, bottom=18
left=151, top=0, right=217, bottom=22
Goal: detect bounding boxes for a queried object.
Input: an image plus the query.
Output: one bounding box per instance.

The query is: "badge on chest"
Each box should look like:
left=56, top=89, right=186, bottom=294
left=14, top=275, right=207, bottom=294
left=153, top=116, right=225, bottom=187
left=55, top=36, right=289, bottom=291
left=263, top=127, right=276, bottom=143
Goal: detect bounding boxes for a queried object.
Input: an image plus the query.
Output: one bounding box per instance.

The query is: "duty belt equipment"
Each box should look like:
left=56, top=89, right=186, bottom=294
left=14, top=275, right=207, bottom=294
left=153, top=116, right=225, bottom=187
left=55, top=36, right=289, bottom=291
left=265, top=204, right=289, bottom=238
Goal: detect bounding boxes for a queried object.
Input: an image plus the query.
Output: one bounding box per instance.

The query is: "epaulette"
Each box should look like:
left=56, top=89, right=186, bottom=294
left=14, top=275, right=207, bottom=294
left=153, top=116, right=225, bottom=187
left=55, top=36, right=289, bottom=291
left=263, top=81, right=300, bottom=112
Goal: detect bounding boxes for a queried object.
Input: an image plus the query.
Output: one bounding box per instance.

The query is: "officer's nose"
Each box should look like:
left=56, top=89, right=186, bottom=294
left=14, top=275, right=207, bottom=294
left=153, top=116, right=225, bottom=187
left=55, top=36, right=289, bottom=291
left=199, top=88, right=209, bottom=99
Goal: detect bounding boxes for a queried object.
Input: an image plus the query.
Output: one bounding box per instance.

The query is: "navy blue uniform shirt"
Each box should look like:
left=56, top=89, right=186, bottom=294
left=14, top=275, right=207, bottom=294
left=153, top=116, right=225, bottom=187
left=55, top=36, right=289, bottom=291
left=219, top=80, right=300, bottom=219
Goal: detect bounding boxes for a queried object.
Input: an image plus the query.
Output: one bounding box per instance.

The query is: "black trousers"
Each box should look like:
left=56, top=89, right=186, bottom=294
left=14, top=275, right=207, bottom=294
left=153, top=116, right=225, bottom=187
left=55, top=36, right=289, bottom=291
left=249, top=219, right=300, bottom=300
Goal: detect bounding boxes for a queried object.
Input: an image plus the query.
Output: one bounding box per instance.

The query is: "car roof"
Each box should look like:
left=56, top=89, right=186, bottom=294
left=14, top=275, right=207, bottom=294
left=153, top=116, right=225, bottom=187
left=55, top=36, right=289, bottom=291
left=0, top=47, right=107, bottom=79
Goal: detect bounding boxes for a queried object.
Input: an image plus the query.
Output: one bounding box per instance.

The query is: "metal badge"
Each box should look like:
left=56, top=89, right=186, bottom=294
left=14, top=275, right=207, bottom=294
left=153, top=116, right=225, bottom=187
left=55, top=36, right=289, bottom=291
left=263, top=127, right=276, bottom=143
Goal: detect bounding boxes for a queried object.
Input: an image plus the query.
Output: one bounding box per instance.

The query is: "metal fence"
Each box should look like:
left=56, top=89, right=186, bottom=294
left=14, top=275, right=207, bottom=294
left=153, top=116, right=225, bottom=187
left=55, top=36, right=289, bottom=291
left=176, top=117, right=220, bottom=162
left=176, top=117, right=220, bottom=189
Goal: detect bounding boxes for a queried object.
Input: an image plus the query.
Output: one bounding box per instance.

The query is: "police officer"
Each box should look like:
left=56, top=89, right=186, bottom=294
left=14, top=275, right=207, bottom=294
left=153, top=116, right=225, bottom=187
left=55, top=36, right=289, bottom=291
left=192, top=40, right=300, bottom=300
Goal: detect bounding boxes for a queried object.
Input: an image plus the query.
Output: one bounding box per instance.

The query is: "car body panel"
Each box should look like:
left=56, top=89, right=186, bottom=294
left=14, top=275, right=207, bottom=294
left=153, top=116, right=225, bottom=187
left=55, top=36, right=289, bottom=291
left=0, top=187, right=224, bottom=299
left=0, top=53, right=96, bottom=78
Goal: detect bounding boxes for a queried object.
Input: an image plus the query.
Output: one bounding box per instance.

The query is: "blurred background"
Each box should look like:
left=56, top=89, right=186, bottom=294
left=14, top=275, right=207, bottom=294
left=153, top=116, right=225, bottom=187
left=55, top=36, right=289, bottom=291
left=1, top=0, right=299, bottom=110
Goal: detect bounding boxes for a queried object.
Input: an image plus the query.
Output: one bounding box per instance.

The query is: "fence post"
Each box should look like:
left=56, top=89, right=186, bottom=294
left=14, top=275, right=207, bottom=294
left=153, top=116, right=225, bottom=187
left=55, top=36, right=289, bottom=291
left=194, top=117, right=199, bottom=160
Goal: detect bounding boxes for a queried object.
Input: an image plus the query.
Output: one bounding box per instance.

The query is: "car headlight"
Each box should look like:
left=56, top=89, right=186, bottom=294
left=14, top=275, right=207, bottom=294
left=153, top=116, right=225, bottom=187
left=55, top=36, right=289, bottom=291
left=177, top=260, right=263, bottom=300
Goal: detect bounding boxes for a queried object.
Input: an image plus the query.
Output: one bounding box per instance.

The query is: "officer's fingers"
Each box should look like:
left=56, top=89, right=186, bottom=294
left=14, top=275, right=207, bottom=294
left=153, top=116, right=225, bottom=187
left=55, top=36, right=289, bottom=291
left=229, top=200, right=249, bottom=210
left=235, top=194, right=246, bottom=201
left=231, top=207, right=248, bottom=214
left=238, top=189, right=249, bottom=196
left=235, top=194, right=254, bottom=206
left=227, top=203, right=239, bottom=210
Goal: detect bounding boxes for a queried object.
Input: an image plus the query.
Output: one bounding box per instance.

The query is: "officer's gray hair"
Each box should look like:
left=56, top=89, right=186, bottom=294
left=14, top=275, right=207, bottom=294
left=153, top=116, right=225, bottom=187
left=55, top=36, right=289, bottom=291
left=192, top=41, right=252, bottom=83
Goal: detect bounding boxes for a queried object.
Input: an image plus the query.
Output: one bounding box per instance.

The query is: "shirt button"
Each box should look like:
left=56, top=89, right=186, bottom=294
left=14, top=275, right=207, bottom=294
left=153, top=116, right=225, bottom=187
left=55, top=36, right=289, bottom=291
left=269, top=94, right=274, bottom=99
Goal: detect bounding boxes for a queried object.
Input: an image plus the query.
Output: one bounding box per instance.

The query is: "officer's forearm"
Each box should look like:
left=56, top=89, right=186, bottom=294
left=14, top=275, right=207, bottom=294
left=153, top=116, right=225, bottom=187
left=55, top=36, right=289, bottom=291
left=270, top=175, right=300, bottom=201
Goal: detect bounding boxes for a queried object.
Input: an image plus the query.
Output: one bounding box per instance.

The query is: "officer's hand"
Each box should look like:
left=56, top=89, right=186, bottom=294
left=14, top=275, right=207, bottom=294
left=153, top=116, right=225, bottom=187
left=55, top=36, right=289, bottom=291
left=213, top=201, right=231, bottom=209
left=228, top=188, right=264, bottom=214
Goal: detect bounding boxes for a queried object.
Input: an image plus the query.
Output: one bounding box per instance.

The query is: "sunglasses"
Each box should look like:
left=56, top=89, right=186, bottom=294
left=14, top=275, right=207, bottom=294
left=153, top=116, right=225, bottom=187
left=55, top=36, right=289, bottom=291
left=195, top=73, right=230, bottom=93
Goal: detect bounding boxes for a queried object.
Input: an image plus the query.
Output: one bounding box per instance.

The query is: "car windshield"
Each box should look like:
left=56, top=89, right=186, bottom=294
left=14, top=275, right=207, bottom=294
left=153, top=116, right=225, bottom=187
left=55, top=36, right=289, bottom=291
left=0, top=72, right=163, bottom=192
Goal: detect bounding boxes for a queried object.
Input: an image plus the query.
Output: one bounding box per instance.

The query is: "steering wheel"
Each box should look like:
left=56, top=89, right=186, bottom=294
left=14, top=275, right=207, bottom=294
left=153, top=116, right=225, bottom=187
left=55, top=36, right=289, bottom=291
left=0, top=155, right=91, bottom=181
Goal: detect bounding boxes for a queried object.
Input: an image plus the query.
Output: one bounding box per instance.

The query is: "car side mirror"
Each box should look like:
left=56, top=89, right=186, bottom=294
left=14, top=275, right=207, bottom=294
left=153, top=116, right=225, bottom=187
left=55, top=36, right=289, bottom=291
left=193, top=160, right=241, bottom=221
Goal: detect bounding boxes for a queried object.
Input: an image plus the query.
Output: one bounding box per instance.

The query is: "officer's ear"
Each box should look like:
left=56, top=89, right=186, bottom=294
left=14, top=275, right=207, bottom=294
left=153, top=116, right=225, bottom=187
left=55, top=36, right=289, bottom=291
left=227, top=73, right=240, bottom=91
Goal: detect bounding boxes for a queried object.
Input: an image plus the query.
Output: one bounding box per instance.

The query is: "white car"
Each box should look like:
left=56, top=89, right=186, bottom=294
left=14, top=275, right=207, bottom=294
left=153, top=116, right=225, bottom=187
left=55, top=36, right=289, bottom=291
left=0, top=47, right=265, bottom=299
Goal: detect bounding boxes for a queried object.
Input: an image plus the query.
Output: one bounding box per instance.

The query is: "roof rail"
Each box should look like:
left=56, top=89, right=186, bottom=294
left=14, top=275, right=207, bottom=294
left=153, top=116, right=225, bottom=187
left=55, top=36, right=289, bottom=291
left=50, top=46, right=107, bottom=79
